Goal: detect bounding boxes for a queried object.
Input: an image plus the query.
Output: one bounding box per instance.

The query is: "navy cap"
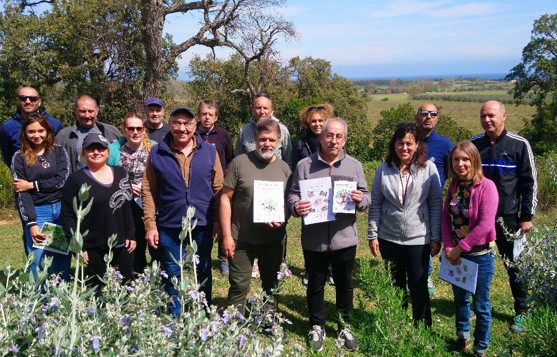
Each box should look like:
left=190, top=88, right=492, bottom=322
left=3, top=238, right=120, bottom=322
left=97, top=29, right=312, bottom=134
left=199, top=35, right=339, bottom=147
left=82, top=133, right=110, bottom=149
left=169, top=105, right=195, bottom=119
left=144, top=97, right=164, bottom=107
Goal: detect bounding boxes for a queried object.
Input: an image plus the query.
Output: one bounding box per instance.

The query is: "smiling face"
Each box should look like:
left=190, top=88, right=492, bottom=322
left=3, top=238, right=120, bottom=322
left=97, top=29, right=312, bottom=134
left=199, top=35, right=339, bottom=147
left=25, top=121, right=47, bottom=149
left=16, top=87, right=42, bottom=115
left=451, top=148, right=473, bottom=180
left=480, top=101, right=506, bottom=140
left=74, top=97, right=99, bottom=129
left=84, top=144, right=109, bottom=167
left=144, top=104, right=165, bottom=129
left=309, top=113, right=325, bottom=135
left=395, top=133, right=418, bottom=166
left=169, top=112, right=196, bottom=150
left=255, top=130, right=279, bottom=162
left=124, top=116, right=145, bottom=147
left=197, top=104, right=218, bottom=131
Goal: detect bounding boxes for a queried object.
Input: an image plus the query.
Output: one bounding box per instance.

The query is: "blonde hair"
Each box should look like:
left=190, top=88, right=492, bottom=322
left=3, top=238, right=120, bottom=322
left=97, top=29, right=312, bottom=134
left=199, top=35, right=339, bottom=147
left=298, top=103, right=334, bottom=128
left=448, top=141, right=484, bottom=183
left=121, top=113, right=153, bottom=151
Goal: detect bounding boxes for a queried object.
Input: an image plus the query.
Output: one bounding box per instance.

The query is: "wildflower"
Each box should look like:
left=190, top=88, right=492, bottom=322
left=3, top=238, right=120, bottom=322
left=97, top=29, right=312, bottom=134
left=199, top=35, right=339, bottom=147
left=163, top=324, right=173, bottom=337
left=189, top=289, right=199, bottom=301
left=194, top=254, right=200, bottom=265
left=91, top=335, right=101, bottom=351
left=277, top=271, right=284, bottom=280
left=37, top=325, right=44, bottom=341
left=284, top=318, right=292, bottom=325
left=221, top=311, right=231, bottom=324
left=121, top=314, right=131, bottom=324
left=209, top=320, right=219, bottom=332
left=237, top=312, right=245, bottom=321
left=199, top=328, right=209, bottom=341
left=86, top=307, right=96, bottom=314
left=239, top=334, right=246, bottom=346
left=161, top=271, right=169, bottom=279
left=115, top=271, right=124, bottom=279
left=8, top=347, right=19, bottom=353
left=126, top=286, right=134, bottom=292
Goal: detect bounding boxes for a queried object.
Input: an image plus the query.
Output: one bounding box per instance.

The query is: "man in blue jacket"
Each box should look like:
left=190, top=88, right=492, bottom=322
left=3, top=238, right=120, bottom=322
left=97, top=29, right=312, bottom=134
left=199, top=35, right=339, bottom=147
left=0, top=86, right=64, bottom=168
left=414, top=102, right=453, bottom=295
left=142, top=105, right=223, bottom=314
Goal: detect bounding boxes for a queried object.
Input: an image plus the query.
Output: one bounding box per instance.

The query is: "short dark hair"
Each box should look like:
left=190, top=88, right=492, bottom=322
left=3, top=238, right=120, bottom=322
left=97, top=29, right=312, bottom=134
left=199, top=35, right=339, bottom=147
left=254, top=118, right=281, bottom=140
left=386, top=124, right=428, bottom=169
left=198, top=99, right=219, bottom=116
left=252, top=93, right=272, bottom=106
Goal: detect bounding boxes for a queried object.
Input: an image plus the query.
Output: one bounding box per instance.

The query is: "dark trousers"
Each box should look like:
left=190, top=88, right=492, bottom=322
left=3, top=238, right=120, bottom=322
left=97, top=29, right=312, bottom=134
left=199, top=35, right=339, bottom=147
left=131, top=203, right=161, bottom=273
left=496, top=218, right=528, bottom=314
left=227, top=238, right=284, bottom=314
left=85, top=245, right=134, bottom=288
left=379, top=239, right=432, bottom=327
left=304, top=245, right=357, bottom=329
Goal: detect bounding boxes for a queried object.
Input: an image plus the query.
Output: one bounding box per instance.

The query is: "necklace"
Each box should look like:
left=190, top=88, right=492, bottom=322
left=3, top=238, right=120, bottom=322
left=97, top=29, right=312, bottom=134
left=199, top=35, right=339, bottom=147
left=399, top=169, right=410, bottom=205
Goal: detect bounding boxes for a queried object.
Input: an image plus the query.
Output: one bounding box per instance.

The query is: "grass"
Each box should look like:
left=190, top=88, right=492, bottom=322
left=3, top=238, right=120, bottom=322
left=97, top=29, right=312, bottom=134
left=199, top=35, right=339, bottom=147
left=2, top=208, right=551, bottom=356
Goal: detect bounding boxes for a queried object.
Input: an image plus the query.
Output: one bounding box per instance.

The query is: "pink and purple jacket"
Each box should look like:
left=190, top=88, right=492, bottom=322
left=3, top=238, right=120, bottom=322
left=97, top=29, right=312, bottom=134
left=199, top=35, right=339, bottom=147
left=441, top=177, right=499, bottom=252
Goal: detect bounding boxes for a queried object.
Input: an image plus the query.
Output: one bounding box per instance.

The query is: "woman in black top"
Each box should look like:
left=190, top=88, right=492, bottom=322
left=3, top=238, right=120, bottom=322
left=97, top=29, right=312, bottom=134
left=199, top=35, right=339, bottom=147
left=61, top=133, right=136, bottom=286
left=12, top=113, right=70, bottom=279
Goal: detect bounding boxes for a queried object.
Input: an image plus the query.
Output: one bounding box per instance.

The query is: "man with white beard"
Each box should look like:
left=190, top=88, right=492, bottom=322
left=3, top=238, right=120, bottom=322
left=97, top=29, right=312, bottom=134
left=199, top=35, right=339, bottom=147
left=220, top=118, right=292, bottom=315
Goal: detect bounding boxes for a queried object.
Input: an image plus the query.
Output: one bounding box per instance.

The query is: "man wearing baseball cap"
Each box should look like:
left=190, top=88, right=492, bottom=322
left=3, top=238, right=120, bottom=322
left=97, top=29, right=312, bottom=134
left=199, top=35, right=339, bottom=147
left=143, top=97, right=170, bottom=143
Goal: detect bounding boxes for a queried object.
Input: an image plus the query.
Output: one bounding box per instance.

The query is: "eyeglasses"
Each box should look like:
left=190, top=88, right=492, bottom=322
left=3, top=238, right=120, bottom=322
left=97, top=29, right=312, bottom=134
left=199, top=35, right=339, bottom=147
left=396, top=123, right=416, bottom=128
left=324, top=133, right=345, bottom=142
left=418, top=110, right=438, bottom=117
left=17, top=95, right=40, bottom=103
left=171, top=121, right=196, bottom=128
left=126, top=126, right=145, bottom=134
left=308, top=106, right=325, bottom=112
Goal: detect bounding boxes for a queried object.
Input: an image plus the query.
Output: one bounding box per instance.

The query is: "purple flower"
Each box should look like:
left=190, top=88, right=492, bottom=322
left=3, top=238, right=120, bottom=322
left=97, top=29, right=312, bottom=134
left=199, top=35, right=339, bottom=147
left=115, top=271, right=124, bottom=279
left=189, top=289, right=199, bottom=301
left=199, top=328, right=209, bottom=341
left=284, top=318, right=292, bottom=325
left=37, top=325, right=44, bottom=341
left=237, top=312, right=245, bottom=321
left=121, top=314, right=131, bottom=324
left=194, top=254, right=200, bottom=265
left=161, top=271, right=169, bottom=279
left=8, top=347, right=19, bottom=353
left=277, top=271, right=284, bottom=280
left=209, top=320, right=219, bottom=332
left=91, top=335, right=101, bottom=350
left=126, top=286, right=134, bottom=292
left=239, top=335, right=246, bottom=346
left=86, top=307, right=96, bottom=314
left=163, top=324, right=173, bottom=337
left=221, top=311, right=231, bottom=324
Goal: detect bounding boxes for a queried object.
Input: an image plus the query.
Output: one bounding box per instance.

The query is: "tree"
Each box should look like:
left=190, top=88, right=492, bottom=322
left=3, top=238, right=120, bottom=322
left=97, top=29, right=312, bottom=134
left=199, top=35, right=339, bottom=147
left=506, top=13, right=557, bottom=153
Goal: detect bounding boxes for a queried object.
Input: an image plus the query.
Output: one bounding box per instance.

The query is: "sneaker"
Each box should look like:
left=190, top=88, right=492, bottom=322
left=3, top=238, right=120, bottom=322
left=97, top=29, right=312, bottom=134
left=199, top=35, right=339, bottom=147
left=220, top=263, right=229, bottom=276
left=327, top=267, right=335, bottom=286
left=470, top=310, right=476, bottom=320
left=428, top=275, right=436, bottom=295
left=511, top=312, right=528, bottom=333
left=302, top=270, right=308, bottom=286
left=307, top=325, right=325, bottom=352
left=251, top=258, right=260, bottom=279
left=280, top=260, right=292, bottom=278
left=452, top=338, right=471, bottom=353
left=338, top=327, right=358, bottom=352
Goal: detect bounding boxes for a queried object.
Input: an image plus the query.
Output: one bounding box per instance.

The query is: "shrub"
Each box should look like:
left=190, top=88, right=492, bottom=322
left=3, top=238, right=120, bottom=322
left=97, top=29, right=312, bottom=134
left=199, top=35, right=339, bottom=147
left=534, top=151, right=557, bottom=211
left=0, top=161, right=13, bottom=210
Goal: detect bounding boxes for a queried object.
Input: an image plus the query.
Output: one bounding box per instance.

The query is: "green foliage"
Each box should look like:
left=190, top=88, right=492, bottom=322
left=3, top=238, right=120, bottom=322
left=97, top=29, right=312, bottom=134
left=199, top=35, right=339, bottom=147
left=534, top=151, right=557, bottom=211
left=0, top=162, right=13, bottom=210
left=434, top=113, right=473, bottom=144
left=353, top=259, right=449, bottom=356
left=513, top=304, right=557, bottom=356
left=520, top=101, right=557, bottom=154
left=369, top=103, right=414, bottom=161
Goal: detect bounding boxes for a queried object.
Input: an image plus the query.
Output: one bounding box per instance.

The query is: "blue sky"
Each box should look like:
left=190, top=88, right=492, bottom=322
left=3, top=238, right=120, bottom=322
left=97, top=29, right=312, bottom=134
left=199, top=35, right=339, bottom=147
left=168, top=0, right=556, bottom=79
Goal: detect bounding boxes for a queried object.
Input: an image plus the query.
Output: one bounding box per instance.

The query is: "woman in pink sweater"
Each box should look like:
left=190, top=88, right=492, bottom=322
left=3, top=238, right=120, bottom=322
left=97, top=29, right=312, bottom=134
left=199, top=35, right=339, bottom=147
left=441, top=141, right=498, bottom=357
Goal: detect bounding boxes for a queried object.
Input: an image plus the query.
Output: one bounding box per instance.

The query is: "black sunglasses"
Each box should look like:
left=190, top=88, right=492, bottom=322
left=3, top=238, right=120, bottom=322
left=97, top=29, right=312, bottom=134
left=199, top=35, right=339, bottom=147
left=18, top=95, right=40, bottom=103
left=418, top=110, right=438, bottom=117
left=308, top=106, right=325, bottom=112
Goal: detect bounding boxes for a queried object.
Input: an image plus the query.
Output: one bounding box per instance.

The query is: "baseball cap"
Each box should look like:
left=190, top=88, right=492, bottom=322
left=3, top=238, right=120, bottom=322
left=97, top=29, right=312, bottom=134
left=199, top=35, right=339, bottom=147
left=82, top=133, right=110, bottom=149
left=144, top=97, right=164, bottom=107
left=169, top=105, right=195, bottom=118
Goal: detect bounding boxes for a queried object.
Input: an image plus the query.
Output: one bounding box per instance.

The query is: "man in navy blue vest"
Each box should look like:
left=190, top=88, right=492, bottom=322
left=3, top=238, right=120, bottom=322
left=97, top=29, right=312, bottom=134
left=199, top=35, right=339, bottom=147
left=415, top=102, right=453, bottom=296
left=142, top=105, right=223, bottom=314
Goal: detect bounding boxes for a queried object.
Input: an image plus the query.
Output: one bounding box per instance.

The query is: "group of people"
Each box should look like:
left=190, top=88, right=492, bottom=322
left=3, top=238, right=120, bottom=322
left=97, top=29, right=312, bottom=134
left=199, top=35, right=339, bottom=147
left=0, top=86, right=537, bottom=355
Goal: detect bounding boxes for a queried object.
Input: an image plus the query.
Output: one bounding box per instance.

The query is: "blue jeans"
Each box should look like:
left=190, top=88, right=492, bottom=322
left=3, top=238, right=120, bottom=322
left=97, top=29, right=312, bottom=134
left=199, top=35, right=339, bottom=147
left=23, top=202, right=71, bottom=281
left=159, top=225, right=213, bottom=315
left=453, top=252, right=495, bottom=354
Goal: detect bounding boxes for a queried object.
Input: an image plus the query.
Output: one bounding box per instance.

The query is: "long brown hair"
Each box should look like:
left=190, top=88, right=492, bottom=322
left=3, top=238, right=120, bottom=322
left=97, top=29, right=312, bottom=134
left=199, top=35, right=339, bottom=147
left=121, top=113, right=153, bottom=151
left=18, top=113, right=55, bottom=167
left=386, top=124, right=428, bottom=169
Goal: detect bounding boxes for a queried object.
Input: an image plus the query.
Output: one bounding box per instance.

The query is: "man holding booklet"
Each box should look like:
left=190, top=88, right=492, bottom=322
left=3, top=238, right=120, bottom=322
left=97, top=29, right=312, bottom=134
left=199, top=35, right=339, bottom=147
left=287, top=117, right=370, bottom=352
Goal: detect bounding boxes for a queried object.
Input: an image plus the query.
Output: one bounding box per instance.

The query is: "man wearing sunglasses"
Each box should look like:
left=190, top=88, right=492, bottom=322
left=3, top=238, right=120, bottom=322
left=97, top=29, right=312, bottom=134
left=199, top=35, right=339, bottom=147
left=0, top=86, right=64, bottom=168
left=414, top=102, right=454, bottom=296
left=56, top=95, right=121, bottom=173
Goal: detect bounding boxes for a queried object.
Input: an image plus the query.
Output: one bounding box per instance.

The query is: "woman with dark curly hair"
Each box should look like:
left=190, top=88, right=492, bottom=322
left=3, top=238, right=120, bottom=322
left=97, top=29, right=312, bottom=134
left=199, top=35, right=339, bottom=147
left=367, top=124, right=443, bottom=327
left=12, top=113, right=71, bottom=279
left=292, top=104, right=334, bottom=168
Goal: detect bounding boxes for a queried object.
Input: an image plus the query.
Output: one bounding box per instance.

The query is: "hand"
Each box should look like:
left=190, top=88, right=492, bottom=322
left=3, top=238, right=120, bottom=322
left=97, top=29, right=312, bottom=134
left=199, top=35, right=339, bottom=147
left=350, top=190, right=363, bottom=204
left=445, top=246, right=463, bottom=265
left=29, top=225, right=46, bottom=243
left=145, top=229, right=159, bottom=249
left=430, top=241, right=441, bottom=256
left=14, top=178, right=33, bottom=192
left=131, top=183, right=142, bottom=196
left=295, top=199, right=312, bottom=216
left=368, top=239, right=380, bottom=257
left=125, top=239, right=136, bottom=253
left=222, top=235, right=236, bottom=259
left=265, top=221, right=284, bottom=228
left=83, top=250, right=89, bottom=265
left=520, top=221, right=533, bottom=234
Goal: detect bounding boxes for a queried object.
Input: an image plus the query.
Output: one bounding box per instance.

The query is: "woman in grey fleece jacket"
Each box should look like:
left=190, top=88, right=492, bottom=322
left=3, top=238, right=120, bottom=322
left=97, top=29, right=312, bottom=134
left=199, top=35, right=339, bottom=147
left=367, top=124, right=443, bottom=327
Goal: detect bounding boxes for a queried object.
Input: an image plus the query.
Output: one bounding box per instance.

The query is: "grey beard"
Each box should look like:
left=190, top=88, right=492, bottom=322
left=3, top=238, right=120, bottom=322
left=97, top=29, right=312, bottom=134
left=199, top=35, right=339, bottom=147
left=256, top=147, right=276, bottom=160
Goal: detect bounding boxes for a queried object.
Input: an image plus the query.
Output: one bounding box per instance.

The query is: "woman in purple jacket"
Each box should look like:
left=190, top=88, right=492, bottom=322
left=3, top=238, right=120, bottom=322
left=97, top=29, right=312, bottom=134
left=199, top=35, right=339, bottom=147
left=441, top=141, right=498, bottom=357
